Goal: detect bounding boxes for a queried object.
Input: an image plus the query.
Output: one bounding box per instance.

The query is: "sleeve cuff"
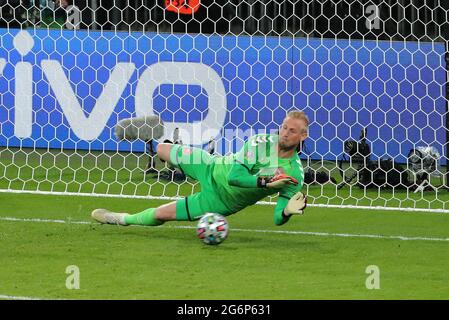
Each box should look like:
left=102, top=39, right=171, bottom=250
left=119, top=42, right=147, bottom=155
left=282, top=210, right=291, bottom=218
left=257, top=177, right=268, bottom=188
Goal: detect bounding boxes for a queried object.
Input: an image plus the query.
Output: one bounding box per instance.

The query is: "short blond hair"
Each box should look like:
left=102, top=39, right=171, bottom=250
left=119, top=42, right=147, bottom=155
left=286, top=110, right=309, bottom=130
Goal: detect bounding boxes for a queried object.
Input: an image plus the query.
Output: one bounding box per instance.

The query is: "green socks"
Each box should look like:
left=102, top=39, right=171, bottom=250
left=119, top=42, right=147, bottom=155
left=124, top=208, right=164, bottom=226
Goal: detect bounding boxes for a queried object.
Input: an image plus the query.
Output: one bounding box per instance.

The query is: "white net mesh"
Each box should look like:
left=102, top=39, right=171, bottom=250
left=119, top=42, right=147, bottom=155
left=0, top=0, right=448, bottom=212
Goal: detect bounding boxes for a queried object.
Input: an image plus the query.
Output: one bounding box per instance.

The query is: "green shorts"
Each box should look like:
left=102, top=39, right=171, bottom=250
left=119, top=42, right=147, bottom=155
left=169, top=144, right=232, bottom=221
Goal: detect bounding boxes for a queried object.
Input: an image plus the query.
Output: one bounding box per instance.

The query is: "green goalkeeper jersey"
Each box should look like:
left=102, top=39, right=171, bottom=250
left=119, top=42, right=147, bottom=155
left=212, top=134, right=305, bottom=213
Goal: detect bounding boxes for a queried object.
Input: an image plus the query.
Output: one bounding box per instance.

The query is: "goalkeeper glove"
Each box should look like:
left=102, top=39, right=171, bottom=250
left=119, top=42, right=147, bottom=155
left=257, top=174, right=298, bottom=189
left=283, top=191, right=307, bottom=216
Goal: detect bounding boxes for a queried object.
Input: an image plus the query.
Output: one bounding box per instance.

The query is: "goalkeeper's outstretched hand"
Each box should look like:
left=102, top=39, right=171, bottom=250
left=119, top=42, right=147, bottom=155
left=266, top=173, right=298, bottom=189
left=284, top=191, right=307, bottom=215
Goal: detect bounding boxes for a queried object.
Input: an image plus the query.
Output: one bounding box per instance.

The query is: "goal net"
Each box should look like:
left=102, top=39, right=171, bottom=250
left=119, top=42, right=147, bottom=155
left=0, top=0, right=448, bottom=212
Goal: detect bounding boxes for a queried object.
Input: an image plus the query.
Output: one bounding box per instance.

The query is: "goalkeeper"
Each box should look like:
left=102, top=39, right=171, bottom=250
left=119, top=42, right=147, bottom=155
left=92, top=110, right=308, bottom=226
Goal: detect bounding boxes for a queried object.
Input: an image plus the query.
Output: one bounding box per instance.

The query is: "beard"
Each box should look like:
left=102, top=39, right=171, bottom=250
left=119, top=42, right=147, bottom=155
left=279, top=141, right=299, bottom=152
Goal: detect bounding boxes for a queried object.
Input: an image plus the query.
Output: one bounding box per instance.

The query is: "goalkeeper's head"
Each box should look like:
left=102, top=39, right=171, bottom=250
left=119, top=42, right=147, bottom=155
left=279, top=110, right=309, bottom=152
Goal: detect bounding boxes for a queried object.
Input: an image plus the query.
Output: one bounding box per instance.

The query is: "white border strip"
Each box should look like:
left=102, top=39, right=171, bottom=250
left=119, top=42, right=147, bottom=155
left=1, top=189, right=449, bottom=214
left=1, top=216, right=448, bottom=242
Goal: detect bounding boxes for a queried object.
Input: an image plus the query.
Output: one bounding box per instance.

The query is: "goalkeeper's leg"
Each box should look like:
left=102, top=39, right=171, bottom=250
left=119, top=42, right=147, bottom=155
left=124, top=201, right=177, bottom=226
left=91, top=144, right=223, bottom=226
left=157, top=142, right=214, bottom=181
left=91, top=201, right=177, bottom=226
left=156, top=143, right=172, bottom=162
left=91, top=192, right=231, bottom=226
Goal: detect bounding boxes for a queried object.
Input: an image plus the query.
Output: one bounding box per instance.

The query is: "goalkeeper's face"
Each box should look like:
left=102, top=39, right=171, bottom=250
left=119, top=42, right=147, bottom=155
left=279, top=117, right=308, bottom=151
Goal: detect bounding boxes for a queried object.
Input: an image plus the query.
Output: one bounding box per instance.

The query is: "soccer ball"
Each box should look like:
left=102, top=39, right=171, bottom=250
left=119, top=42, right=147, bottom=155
left=196, top=213, right=229, bottom=245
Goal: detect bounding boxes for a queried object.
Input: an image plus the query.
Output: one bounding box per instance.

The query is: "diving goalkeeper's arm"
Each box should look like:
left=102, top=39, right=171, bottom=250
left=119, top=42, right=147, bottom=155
left=227, top=162, right=306, bottom=225
left=273, top=191, right=307, bottom=226
left=227, top=162, right=298, bottom=188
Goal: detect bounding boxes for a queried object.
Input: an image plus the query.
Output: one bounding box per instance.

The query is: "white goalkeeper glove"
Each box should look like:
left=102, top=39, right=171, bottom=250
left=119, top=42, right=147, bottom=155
left=283, top=191, right=307, bottom=216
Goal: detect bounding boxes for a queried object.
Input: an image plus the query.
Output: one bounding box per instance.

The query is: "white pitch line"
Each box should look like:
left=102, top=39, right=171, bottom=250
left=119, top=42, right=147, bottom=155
left=0, top=294, right=41, bottom=300
left=169, top=225, right=449, bottom=242
left=0, top=294, right=66, bottom=300
left=2, top=189, right=449, bottom=214
left=1, top=216, right=448, bottom=243
left=0, top=216, right=91, bottom=225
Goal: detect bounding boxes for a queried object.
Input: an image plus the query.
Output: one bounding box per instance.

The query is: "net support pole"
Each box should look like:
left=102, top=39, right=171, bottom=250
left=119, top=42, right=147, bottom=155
left=445, top=48, right=449, bottom=189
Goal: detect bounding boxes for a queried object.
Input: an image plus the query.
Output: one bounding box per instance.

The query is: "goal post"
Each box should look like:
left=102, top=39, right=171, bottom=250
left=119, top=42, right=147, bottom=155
left=0, top=1, right=448, bottom=212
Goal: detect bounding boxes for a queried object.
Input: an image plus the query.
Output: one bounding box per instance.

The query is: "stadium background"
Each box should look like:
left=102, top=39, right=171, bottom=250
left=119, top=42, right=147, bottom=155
left=1, top=1, right=448, bottom=168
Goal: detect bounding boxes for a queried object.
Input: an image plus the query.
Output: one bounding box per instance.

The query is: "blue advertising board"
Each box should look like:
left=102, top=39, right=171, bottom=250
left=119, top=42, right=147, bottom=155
left=0, top=28, right=446, bottom=163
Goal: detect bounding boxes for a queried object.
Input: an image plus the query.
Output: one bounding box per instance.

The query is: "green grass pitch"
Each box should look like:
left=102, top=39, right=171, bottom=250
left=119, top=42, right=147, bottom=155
left=1, top=147, right=449, bottom=299
left=1, top=192, right=449, bottom=300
